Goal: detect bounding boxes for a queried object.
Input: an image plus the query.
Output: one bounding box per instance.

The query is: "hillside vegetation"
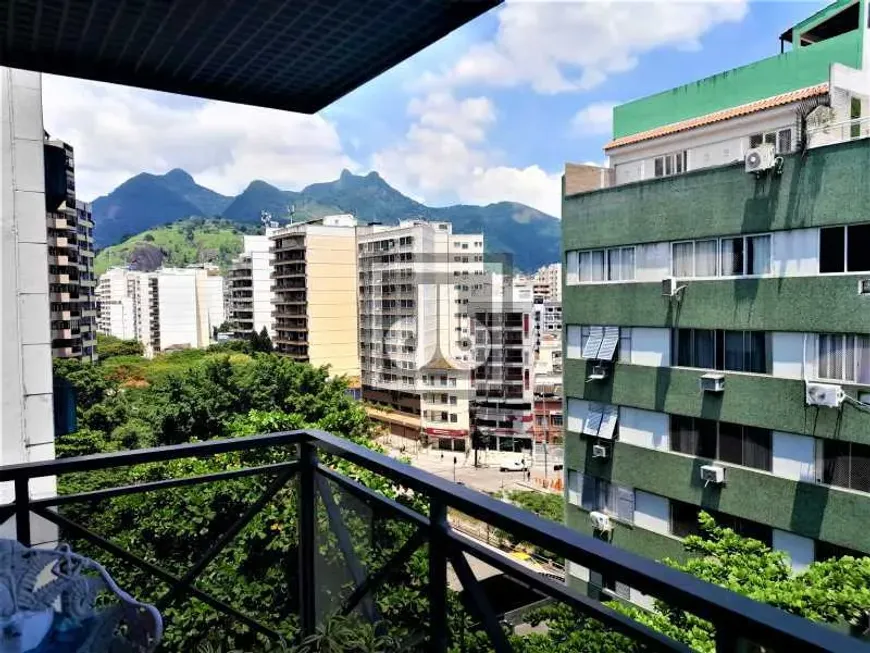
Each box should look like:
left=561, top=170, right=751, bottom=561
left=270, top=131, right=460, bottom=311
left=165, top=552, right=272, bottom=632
left=95, top=218, right=254, bottom=275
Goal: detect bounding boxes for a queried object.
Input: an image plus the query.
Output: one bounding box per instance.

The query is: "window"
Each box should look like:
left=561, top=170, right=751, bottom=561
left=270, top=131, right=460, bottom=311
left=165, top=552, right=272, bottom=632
left=449, top=378, right=457, bottom=387
left=672, top=329, right=770, bottom=374
left=618, top=328, right=632, bottom=363
left=721, top=234, right=770, bottom=276
left=579, top=247, right=635, bottom=282
left=577, top=473, right=634, bottom=522
left=820, top=224, right=870, bottom=273
left=449, top=395, right=457, bottom=405
left=823, top=439, right=870, bottom=493
left=551, top=413, right=563, bottom=426
left=653, top=151, right=687, bottom=178
left=670, top=416, right=771, bottom=471
left=450, top=413, right=458, bottom=423
left=670, top=499, right=772, bottom=544
left=749, top=129, right=792, bottom=153
left=818, top=334, right=870, bottom=383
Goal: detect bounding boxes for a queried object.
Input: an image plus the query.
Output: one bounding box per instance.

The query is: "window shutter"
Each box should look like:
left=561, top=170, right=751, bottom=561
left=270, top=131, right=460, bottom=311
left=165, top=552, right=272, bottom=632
left=597, top=405, right=619, bottom=440
left=597, top=326, right=620, bottom=361
left=616, top=487, right=635, bottom=523
left=583, top=403, right=605, bottom=436
left=582, top=326, right=604, bottom=359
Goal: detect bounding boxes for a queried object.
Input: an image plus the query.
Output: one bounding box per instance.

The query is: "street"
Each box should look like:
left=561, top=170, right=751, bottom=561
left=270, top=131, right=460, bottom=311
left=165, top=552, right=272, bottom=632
left=377, top=435, right=563, bottom=496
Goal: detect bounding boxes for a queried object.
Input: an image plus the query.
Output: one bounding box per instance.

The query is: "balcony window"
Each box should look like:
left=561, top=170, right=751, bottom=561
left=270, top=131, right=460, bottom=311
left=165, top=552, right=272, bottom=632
left=670, top=416, right=771, bottom=471
left=819, top=224, right=870, bottom=273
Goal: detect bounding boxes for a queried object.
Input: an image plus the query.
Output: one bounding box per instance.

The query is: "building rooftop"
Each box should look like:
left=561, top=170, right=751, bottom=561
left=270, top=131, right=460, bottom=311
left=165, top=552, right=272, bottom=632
left=611, top=0, right=862, bottom=140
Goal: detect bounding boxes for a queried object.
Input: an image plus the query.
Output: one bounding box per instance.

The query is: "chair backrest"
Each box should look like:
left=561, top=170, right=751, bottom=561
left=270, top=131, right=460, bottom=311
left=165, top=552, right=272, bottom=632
left=0, top=539, right=162, bottom=652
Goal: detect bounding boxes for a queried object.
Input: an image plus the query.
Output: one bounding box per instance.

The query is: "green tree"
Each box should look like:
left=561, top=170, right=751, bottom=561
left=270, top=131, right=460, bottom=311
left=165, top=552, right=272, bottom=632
left=248, top=326, right=273, bottom=353
left=518, top=512, right=870, bottom=653
left=97, top=333, right=145, bottom=358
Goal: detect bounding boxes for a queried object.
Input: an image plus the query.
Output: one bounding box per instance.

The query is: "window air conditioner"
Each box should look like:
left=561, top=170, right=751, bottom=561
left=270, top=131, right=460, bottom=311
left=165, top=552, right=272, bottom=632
left=805, top=382, right=845, bottom=408
left=587, top=364, right=608, bottom=381
left=592, top=443, right=609, bottom=459
left=700, top=465, right=725, bottom=485
left=589, top=511, right=612, bottom=532
left=699, top=373, right=725, bottom=393
left=859, top=279, right=870, bottom=295
left=745, top=143, right=776, bottom=173
left=661, top=277, right=678, bottom=297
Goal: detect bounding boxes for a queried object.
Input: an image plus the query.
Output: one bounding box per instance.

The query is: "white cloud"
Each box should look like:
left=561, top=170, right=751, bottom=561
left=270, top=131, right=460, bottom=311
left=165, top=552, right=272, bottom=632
left=571, top=101, right=619, bottom=136
left=372, top=91, right=561, bottom=217
left=42, top=75, right=356, bottom=200
left=420, top=0, right=748, bottom=94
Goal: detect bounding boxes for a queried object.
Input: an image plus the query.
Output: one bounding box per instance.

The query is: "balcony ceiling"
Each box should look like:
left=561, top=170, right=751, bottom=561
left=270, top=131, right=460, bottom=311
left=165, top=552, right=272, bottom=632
left=0, top=0, right=501, bottom=113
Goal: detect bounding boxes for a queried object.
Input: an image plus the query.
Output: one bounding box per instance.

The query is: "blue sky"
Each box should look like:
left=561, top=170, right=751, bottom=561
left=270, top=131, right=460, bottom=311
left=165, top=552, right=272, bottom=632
left=43, top=1, right=830, bottom=217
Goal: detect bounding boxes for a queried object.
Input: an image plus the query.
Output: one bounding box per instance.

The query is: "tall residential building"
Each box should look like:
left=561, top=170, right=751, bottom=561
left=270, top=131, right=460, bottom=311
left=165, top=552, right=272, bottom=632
left=357, top=221, right=484, bottom=447
left=44, top=136, right=97, bottom=362
left=562, top=0, right=870, bottom=600
left=270, top=215, right=360, bottom=379
left=532, top=263, right=562, bottom=302
left=97, top=267, right=223, bottom=355
left=532, top=333, right=563, bottom=445
left=532, top=301, right=562, bottom=354
left=227, top=235, right=273, bottom=338
left=1, top=68, right=55, bottom=541
left=471, top=275, right=535, bottom=452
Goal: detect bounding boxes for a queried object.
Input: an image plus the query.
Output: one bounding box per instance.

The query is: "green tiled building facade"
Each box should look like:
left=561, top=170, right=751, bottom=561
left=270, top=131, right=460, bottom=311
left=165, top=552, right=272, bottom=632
left=561, top=0, right=870, bottom=601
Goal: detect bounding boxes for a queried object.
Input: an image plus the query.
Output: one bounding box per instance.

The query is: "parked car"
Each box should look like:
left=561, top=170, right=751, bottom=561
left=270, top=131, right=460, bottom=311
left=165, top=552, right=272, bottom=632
left=499, top=460, right=529, bottom=472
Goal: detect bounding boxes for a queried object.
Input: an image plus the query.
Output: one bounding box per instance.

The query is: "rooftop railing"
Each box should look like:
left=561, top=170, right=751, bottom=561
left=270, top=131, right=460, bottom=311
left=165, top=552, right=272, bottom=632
left=0, top=430, right=864, bottom=652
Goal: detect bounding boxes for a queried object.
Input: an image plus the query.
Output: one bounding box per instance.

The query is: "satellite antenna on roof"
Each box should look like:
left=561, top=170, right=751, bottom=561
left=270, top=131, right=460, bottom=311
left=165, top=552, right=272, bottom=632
left=260, top=210, right=278, bottom=229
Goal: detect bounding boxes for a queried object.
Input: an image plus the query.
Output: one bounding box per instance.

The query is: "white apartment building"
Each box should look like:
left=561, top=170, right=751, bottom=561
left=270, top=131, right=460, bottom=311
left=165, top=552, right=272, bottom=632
left=357, top=220, right=484, bottom=449
left=1, top=67, right=56, bottom=543
left=533, top=301, right=562, bottom=355
left=228, top=234, right=273, bottom=338
left=97, top=267, right=223, bottom=355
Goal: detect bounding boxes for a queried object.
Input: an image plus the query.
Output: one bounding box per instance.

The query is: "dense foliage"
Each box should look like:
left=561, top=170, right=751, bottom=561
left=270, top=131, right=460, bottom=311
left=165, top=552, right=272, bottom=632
left=96, top=333, right=144, bottom=359
left=54, top=350, right=870, bottom=652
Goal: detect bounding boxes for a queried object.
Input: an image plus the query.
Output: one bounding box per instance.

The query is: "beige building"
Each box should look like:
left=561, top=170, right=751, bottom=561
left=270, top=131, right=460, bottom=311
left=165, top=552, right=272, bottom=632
left=270, top=215, right=360, bottom=380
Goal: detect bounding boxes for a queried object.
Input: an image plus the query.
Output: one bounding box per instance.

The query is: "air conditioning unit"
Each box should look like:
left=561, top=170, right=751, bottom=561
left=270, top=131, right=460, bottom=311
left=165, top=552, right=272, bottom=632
left=700, top=465, right=725, bottom=485
left=806, top=382, right=845, bottom=408
left=699, top=373, right=725, bottom=393
left=859, top=279, right=870, bottom=295
left=592, top=443, right=609, bottom=459
left=662, top=277, right=678, bottom=297
left=587, top=364, right=608, bottom=382
left=745, top=143, right=776, bottom=173
left=589, top=511, right=612, bottom=532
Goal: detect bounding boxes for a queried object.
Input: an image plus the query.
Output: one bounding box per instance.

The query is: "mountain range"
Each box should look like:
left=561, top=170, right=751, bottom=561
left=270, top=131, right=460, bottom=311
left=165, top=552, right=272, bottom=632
left=92, top=169, right=561, bottom=271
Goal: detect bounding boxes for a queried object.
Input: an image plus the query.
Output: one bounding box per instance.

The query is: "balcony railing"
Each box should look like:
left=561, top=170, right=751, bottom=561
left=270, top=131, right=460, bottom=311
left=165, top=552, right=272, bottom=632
left=0, top=430, right=862, bottom=652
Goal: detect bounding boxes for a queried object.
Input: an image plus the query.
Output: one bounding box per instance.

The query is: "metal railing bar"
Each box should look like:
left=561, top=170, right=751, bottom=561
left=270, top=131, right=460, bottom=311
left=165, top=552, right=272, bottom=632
left=308, top=430, right=863, bottom=653
left=315, top=465, right=428, bottom=529
left=339, top=525, right=427, bottom=617
left=448, top=547, right=512, bottom=653
left=316, top=474, right=380, bottom=625
left=450, top=531, right=691, bottom=653
left=156, top=466, right=298, bottom=611
left=31, top=505, right=282, bottom=641
left=0, top=431, right=306, bottom=481
left=28, top=462, right=300, bottom=509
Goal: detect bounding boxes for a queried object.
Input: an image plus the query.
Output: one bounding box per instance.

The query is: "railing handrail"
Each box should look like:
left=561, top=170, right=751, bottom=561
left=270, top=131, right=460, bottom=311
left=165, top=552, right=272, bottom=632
left=0, top=429, right=864, bottom=653
left=806, top=114, right=870, bottom=133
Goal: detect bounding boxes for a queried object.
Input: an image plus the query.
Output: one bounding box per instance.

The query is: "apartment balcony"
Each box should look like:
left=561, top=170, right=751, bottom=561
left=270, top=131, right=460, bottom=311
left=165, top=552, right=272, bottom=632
left=0, top=430, right=856, bottom=652
left=51, top=346, right=80, bottom=358
left=50, top=292, right=70, bottom=303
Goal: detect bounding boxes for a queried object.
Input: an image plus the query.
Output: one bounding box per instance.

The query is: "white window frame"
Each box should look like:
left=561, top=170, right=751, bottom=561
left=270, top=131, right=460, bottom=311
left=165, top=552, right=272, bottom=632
left=671, top=234, right=772, bottom=279
left=577, top=246, right=636, bottom=283
left=816, top=333, right=870, bottom=384
left=819, top=223, right=870, bottom=274
left=749, top=128, right=793, bottom=154
left=653, top=150, right=687, bottom=178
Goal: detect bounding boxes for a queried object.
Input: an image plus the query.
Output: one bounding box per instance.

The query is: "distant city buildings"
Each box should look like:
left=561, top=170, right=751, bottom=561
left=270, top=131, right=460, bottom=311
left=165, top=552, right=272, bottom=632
left=532, top=262, right=561, bottom=303
left=227, top=235, right=273, bottom=339
left=97, top=267, right=224, bottom=356
left=562, top=0, right=870, bottom=597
